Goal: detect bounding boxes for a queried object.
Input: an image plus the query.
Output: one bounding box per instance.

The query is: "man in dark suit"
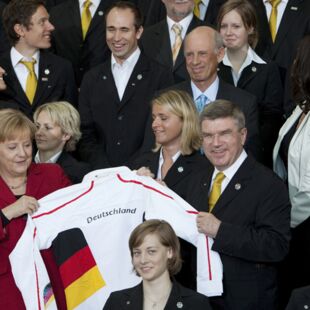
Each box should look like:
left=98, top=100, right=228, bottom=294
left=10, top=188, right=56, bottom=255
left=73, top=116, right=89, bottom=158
left=50, top=0, right=126, bottom=87
left=0, top=0, right=77, bottom=119
left=254, top=0, right=310, bottom=82
left=186, top=100, right=291, bottom=310
left=78, top=2, right=173, bottom=169
left=139, top=0, right=205, bottom=83
left=173, top=26, right=261, bottom=159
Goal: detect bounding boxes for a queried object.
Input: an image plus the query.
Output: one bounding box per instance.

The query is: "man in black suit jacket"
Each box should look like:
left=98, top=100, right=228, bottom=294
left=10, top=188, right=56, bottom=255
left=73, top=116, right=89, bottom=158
left=254, top=0, right=310, bottom=81
left=49, top=0, right=119, bottom=87
left=173, top=26, right=261, bottom=159
left=0, top=0, right=77, bottom=119
left=186, top=100, right=291, bottom=310
left=139, top=0, right=205, bottom=83
left=78, top=2, right=173, bottom=169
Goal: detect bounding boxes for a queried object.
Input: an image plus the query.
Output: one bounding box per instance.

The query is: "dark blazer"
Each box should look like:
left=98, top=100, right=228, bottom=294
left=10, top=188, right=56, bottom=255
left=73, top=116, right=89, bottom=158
left=56, top=151, right=91, bottom=184
left=137, top=0, right=166, bottom=27
left=78, top=53, right=174, bottom=169
left=254, top=0, right=310, bottom=80
left=0, top=163, right=71, bottom=310
left=172, top=79, right=261, bottom=159
left=0, top=1, right=9, bottom=56
left=286, top=285, right=310, bottom=310
left=131, top=150, right=210, bottom=200
left=202, top=0, right=226, bottom=26
left=103, top=280, right=212, bottom=310
left=49, top=0, right=116, bottom=86
left=218, top=60, right=283, bottom=167
left=0, top=50, right=77, bottom=119
left=186, top=155, right=291, bottom=310
left=139, top=16, right=205, bottom=83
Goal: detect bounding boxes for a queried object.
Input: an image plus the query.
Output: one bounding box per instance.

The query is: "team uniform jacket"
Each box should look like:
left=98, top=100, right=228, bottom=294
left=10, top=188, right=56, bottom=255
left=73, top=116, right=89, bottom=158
left=10, top=167, right=223, bottom=310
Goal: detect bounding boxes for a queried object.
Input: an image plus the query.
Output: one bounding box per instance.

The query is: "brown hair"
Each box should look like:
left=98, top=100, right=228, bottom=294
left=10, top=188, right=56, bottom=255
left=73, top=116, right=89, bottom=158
left=105, top=1, right=143, bottom=31
left=217, top=0, right=259, bottom=48
left=2, top=0, right=46, bottom=45
left=200, top=99, right=246, bottom=130
left=291, top=36, right=310, bottom=113
left=0, top=108, right=36, bottom=142
left=129, top=219, right=182, bottom=276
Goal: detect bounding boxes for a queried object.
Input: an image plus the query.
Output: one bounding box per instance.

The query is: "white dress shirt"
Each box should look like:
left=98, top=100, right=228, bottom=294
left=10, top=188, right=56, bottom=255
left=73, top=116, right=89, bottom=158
left=196, top=0, right=209, bottom=20
left=191, top=76, right=219, bottom=104
left=111, top=48, right=141, bottom=100
left=34, top=150, right=62, bottom=164
left=210, top=149, right=247, bottom=194
left=157, top=148, right=181, bottom=180
left=79, top=0, right=100, bottom=18
left=167, top=13, right=193, bottom=48
left=222, top=46, right=266, bottom=86
left=11, top=47, right=39, bottom=92
left=263, top=0, right=288, bottom=33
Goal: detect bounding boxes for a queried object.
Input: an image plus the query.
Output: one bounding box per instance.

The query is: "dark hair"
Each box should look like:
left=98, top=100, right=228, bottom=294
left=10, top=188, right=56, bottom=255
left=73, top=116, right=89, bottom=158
left=2, top=0, right=46, bottom=45
left=129, top=219, right=182, bottom=276
left=105, top=1, right=143, bottom=30
left=200, top=99, right=245, bottom=130
left=291, top=36, right=310, bottom=113
left=217, top=0, right=259, bottom=48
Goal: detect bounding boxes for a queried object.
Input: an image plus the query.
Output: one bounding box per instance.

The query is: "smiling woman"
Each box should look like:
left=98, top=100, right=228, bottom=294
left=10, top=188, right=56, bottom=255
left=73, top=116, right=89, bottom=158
left=103, top=219, right=212, bottom=310
left=0, top=108, right=71, bottom=310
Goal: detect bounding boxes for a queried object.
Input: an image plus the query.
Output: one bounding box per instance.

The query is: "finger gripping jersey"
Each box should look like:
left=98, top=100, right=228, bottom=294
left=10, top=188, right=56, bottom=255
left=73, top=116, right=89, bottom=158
left=10, top=167, right=223, bottom=309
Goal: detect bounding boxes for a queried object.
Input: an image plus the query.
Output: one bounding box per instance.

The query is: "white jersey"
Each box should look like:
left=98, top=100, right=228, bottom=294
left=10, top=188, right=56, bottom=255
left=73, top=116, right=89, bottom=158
left=10, top=167, right=223, bottom=310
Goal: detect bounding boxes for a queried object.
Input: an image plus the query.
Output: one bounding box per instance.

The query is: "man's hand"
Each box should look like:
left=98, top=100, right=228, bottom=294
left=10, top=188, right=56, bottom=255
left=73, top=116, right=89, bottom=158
left=196, top=212, right=221, bottom=238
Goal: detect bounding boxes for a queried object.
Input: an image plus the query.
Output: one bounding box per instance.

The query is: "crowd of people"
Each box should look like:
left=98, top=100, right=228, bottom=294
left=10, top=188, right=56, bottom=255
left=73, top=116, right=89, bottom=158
left=0, top=0, right=310, bottom=309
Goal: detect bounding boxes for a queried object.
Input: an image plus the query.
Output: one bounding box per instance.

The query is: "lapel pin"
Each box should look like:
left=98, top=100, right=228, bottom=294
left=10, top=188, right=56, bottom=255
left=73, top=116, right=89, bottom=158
left=47, top=85, right=52, bottom=88
left=102, top=75, right=107, bottom=80
left=98, top=10, right=104, bottom=16
left=126, top=300, right=130, bottom=305
left=44, top=69, right=50, bottom=75
left=290, top=6, right=298, bottom=10
left=235, top=183, right=241, bottom=190
left=137, top=74, right=142, bottom=80
left=177, top=301, right=183, bottom=308
left=41, top=77, right=48, bottom=81
left=177, top=166, right=184, bottom=173
left=251, top=66, right=257, bottom=72
left=132, top=83, right=136, bottom=86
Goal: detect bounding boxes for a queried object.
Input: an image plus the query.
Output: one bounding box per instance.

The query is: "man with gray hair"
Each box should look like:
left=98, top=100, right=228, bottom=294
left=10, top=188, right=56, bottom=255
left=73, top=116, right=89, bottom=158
left=186, top=99, right=291, bottom=309
left=173, top=26, right=261, bottom=159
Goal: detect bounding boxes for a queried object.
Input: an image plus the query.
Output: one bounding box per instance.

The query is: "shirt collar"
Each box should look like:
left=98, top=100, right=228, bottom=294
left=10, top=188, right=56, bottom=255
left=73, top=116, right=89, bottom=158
left=213, top=149, right=247, bottom=182
left=264, top=0, right=288, bottom=4
left=79, top=0, right=100, bottom=9
left=11, top=47, right=40, bottom=68
left=159, top=148, right=181, bottom=164
left=191, top=76, right=219, bottom=102
left=111, top=47, right=141, bottom=69
left=167, top=12, right=193, bottom=32
left=34, top=150, right=62, bottom=164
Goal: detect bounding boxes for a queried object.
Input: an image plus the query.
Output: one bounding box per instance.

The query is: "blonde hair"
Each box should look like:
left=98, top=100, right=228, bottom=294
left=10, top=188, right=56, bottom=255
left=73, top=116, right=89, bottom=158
left=0, top=108, right=36, bottom=142
left=152, top=90, right=202, bottom=155
left=33, top=101, right=81, bottom=151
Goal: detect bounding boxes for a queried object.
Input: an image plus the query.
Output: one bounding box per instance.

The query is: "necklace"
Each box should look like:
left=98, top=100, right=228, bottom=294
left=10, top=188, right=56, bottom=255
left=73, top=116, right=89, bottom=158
left=144, top=291, right=171, bottom=309
left=7, top=177, right=27, bottom=190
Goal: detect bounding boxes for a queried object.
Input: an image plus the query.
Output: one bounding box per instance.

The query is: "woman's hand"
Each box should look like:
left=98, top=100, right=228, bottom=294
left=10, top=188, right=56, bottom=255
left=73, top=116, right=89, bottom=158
left=135, top=166, right=155, bottom=178
left=0, top=67, right=6, bottom=91
left=2, top=196, right=39, bottom=220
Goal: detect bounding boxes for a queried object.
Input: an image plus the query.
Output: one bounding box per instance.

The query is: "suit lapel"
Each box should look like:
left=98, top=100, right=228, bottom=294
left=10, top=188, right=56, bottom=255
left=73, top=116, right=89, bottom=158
left=120, top=54, right=150, bottom=107
left=272, top=0, right=303, bottom=56
left=69, top=0, right=83, bottom=41
left=86, top=1, right=105, bottom=39
left=212, top=157, right=253, bottom=215
left=122, top=283, right=143, bottom=310
left=153, top=21, right=173, bottom=68
left=218, top=63, right=234, bottom=85
left=0, top=53, right=29, bottom=106
left=237, top=63, right=263, bottom=88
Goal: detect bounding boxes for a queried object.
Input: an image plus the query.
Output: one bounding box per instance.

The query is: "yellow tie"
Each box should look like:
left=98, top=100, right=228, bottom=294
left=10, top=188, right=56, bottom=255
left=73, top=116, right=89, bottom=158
left=171, top=24, right=183, bottom=65
left=269, top=0, right=281, bottom=42
left=81, top=0, right=92, bottom=40
left=20, top=59, right=37, bottom=104
left=193, top=0, right=202, bottom=19
left=208, top=172, right=225, bottom=213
